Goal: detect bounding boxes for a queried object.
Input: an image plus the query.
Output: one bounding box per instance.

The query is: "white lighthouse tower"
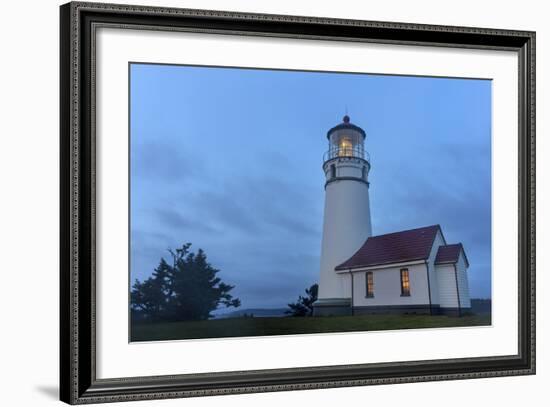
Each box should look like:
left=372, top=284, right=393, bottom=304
left=313, top=115, right=372, bottom=316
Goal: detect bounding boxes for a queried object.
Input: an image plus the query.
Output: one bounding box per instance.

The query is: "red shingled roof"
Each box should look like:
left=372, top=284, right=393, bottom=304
left=335, top=225, right=442, bottom=271
left=434, top=243, right=467, bottom=266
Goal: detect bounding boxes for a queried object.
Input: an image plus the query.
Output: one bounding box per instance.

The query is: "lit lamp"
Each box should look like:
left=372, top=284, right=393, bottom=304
left=339, top=137, right=353, bottom=156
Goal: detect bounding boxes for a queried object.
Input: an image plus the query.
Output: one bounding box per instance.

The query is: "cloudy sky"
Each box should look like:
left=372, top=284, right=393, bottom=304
left=130, top=63, right=492, bottom=312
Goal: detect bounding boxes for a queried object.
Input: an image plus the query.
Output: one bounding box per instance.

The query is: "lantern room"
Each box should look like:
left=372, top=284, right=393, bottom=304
left=324, top=115, right=368, bottom=163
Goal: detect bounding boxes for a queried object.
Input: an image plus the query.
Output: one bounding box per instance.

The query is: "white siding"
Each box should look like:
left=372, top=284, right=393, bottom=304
left=352, top=262, right=430, bottom=307
left=434, top=250, right=472, bottom=310
left=339, top=273, right=352, bottom=298
left=456, top=252, right=471, bottom=308
left=435, top=264, right=459, bottom=308
left=335, top=163, right=364, bottom=178
left=426, top=230, right=446, bottom=306
left=317, top=177, right=371, bottom=300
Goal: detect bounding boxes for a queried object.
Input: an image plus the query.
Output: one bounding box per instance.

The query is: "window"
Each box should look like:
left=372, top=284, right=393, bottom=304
left=362, top=165, right=366, bottom=180
left=330, top=164, right=336, bottom=178
left=400, top=268, right=410, bottom=296
left=366, top=271, right=374, bottom=297
left=338, top=137, right=353, bottom=156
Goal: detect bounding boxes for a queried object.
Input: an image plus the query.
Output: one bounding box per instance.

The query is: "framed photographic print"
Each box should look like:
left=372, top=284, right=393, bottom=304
left=60, top=1, right=536, bottom=404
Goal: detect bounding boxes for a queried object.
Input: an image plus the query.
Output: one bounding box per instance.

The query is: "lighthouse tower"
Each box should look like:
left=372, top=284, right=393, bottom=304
left=313, top=115, right=372, bottom=316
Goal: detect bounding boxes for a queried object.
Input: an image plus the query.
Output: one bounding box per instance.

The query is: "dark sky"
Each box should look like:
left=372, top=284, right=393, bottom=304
left=130, top=63, right=492, bottom=312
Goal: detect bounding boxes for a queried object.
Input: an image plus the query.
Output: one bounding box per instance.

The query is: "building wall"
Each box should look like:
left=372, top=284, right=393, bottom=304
left=330, top=161, right=368, bottom=179
left=434, top=252, right=472, bottom=310
left=456, top=252, right=472, bottom=309
left=351, top=262, right=430, bottom=307
left=351, top=230, right=448, bottom=309
left=317, top=175, right=371, bottom=300
left=435, top=264, right=459, bottom=308
left=426, top=230, right=446, bottom=306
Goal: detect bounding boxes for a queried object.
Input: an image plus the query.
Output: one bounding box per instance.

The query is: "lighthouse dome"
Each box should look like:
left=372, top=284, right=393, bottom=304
left=326, top=115, right=366, bottom=139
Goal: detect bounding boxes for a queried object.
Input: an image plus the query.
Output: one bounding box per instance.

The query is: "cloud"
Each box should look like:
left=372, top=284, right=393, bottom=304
left=225, top=252, right=320, bottom=309
left=131, top=139, right=202, bottom=183
left=155, top=207, right=218, bottom=234
left=182, top=174, right=322, bottom=238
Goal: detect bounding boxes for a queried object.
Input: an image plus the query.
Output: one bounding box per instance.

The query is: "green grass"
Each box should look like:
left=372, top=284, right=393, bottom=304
left=131, top=314, right=491, bottom=342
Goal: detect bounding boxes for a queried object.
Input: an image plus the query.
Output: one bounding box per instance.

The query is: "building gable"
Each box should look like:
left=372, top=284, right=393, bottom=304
left=335, top=225, right=442, bottom=271
left=434, top=243, right=469, bottom=267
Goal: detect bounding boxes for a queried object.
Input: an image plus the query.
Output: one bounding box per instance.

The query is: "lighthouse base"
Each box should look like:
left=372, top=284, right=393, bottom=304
left=312, top=298, right=352, bottom=317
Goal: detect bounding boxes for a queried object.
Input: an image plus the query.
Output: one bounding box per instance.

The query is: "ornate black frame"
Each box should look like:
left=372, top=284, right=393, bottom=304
left=60, top=1, right=536, bottom=404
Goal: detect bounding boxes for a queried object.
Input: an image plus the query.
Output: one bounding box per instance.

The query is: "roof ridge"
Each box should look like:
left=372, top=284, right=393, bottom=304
left=369, top=224, right=440, bottom=239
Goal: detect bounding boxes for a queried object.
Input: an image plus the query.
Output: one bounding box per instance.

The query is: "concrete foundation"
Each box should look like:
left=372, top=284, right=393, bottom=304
left=353, top=304, right=433, bottom=315
left=312, top=298, right=352, bottom=316
left=313, top=302, right=473, bottom=317
left=352, top=305, right=472, bottom=317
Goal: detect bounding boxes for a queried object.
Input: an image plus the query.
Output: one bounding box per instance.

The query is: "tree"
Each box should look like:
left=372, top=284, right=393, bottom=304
left=286, top=283, right=318, bottom=317
left=131, top=243, right=240, bottom=322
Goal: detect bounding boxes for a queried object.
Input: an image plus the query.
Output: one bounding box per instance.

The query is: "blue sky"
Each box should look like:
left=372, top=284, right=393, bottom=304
left=130, top=63, right=492, bottom=311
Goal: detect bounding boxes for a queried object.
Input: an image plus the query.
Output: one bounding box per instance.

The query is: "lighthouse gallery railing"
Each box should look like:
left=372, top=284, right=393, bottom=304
left=323, top=146, right=370, bottom=164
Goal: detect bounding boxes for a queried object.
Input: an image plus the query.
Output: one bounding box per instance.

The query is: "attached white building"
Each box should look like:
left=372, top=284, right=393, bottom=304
left=313, top=116, right=471, bottom=317
left=334, top=225, right=471, bottom=316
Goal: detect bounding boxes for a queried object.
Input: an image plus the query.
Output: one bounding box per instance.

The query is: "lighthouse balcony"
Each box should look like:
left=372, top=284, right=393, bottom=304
left=323, top=146, right=370, bottom=165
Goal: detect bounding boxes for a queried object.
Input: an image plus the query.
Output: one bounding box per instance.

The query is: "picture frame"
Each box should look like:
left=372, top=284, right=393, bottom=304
left=60, top=1, right=535, bottom=404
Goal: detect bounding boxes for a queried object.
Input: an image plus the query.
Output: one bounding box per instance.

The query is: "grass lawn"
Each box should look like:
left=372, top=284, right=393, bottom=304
left=131, top=313, right=491, bottom=342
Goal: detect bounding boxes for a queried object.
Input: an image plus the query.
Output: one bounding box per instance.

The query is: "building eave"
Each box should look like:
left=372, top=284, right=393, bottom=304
left=459, top=244, right=470, bottom=268
left=335, top=259, right=426, bottom=273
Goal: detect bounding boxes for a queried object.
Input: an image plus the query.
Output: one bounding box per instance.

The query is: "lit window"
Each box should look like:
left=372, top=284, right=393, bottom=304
left=338, top=137, right=353, bottom=156
left=366, top=271, right=374, bottom=297
left=400, top=268, right=410, bottom=296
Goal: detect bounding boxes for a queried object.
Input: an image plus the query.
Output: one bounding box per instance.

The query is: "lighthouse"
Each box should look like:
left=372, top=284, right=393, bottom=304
left=313, top=115, right=372, bottom=316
